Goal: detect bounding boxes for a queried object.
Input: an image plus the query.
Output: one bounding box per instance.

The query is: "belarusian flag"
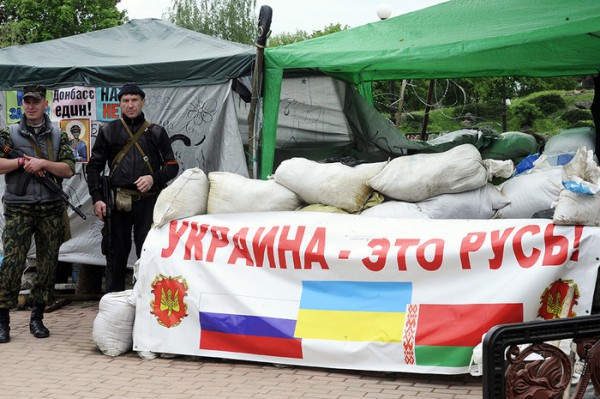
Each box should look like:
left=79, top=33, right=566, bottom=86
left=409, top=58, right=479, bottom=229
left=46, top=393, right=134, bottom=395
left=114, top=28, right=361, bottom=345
left=403, top=303, right=524, bottom=367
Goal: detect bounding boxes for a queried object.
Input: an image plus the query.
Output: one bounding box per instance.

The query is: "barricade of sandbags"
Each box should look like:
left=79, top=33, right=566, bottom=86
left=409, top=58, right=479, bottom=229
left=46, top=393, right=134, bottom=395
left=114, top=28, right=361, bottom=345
left=93, top=290, right=136, bottom=357
left=368, top=144, right=488, bottom=202
left=274, top=158, right=386, bottom=213
left=208, top=171, right=302, bottom=214
left=153, top=168, right=209, bottom=227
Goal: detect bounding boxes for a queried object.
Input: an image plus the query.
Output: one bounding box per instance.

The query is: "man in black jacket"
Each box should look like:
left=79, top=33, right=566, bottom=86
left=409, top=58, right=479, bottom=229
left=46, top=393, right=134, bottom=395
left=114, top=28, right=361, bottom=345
left=86, top=83, right=179, bottom=293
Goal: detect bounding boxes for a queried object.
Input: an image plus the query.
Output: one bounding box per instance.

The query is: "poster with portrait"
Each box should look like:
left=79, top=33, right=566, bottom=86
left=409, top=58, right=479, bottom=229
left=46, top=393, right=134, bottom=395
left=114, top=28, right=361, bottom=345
left=61, top=118, right=91, bottom=163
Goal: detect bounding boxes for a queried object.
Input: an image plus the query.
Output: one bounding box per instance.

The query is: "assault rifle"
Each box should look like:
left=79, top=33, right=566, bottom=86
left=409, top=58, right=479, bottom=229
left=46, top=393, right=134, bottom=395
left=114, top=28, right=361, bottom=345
left=1, top=142, right=87, bottom=220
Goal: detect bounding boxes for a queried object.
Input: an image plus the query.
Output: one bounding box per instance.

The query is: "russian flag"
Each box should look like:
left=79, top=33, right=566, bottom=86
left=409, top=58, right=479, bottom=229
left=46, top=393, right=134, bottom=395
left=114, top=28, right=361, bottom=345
left=294, top=281, right=413, bottom=342
left=199, top=294, right=303, bottom=359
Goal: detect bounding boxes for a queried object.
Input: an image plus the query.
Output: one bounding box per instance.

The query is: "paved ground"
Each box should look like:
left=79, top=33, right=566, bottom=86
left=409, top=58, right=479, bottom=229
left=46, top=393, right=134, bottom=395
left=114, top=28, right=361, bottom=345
left=0, top=300, right=484, bottom=399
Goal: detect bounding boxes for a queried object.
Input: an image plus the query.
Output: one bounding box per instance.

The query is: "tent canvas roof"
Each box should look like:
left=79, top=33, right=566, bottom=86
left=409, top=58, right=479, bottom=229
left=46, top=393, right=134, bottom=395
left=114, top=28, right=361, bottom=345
left=264, top=0, right=600, bottom=83
left=259, top=0, right=600, bottom=178
left=0, top=19, right=255, bottom=90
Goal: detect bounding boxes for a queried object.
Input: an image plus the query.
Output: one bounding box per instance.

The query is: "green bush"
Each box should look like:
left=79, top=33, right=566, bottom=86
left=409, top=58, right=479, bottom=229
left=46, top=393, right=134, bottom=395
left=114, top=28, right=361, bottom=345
left=561, top=109, right=592, bottom=126
left=509, top=102, right=543, bottom=128
left=528, top=94, right=566, bottom=115
left=574, top=120, right=595, bottom=128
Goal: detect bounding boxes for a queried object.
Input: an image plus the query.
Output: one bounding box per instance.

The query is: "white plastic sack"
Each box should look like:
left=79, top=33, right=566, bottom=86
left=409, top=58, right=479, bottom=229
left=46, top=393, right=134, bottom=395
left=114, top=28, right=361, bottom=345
left=418, top=184, right=510, bottom=219
left=483, top=159, right=515, bottom=181
left=93, top=290, right=135, bottom=357
left=368, top=144, right=487, bottom=202
left=543, top=127, right=595, bottom=156
left=360, top=201, right=429, bottom=219
left=153, top=168, right=209, bottom=228
left=207, top=172, right=301, bottom=214
left=561, top=147, right=600, bottom=195
left=274, top=158, right=386, bottom=213
left=554, top=189, right=600, bottom=226
left=495, top=167, right=563, bottom=218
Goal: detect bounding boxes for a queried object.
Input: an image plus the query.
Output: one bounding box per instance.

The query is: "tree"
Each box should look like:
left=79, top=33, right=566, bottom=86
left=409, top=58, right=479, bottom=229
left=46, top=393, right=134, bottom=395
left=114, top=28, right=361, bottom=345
left=0, top=0, right=125, bottom=47
left=167, top=0, right=257, bottom=45
left=268, top=23, right=348, bottom=47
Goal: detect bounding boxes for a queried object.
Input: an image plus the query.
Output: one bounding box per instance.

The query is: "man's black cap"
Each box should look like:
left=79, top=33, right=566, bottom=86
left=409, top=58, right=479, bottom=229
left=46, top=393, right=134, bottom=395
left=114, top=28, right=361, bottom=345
left=22, top=85, right=47, bottom=101
left=118, top=83, right=145, bottom=101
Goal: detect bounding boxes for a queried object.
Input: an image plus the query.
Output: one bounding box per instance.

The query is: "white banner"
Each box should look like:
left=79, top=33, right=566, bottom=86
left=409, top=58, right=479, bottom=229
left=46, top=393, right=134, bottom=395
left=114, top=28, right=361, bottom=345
left=132, top=212, right=599, bottom=374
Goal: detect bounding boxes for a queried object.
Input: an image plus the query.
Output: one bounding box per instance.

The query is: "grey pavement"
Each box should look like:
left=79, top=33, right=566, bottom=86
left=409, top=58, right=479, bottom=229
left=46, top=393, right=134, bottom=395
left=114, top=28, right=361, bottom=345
left=0, top=300, right=483, bottom=399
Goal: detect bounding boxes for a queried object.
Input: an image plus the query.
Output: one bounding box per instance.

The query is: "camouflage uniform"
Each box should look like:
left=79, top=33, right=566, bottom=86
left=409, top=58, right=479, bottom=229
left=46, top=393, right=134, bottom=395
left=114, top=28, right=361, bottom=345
left=0, top=121, right=75, bottom=309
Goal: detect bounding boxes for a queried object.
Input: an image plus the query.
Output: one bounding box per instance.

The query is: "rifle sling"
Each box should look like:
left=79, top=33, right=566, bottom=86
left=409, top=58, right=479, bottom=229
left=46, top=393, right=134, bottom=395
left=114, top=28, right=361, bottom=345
left=111, top=119, right=153, bottom=176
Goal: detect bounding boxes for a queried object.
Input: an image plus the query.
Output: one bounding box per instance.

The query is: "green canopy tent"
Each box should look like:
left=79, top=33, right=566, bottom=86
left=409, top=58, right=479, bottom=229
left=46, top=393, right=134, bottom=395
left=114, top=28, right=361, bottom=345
left=261, top=0, right=600, bottom=178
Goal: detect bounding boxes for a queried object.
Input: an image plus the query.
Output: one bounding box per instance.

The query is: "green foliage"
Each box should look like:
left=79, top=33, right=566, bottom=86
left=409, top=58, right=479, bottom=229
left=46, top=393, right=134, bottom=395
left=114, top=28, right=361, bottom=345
left=528, top=93, right=566, bottom=115
left=560, top=108, right=593, bottom=126
left=268, top=23, right=347, bottom=47
left=268, top=30, right=309, bottom=47
left=0, top=0, right=125, bottom=46
left=167, top=0, right=257, bottom=45
left=509, top=102, right=543, bottom=129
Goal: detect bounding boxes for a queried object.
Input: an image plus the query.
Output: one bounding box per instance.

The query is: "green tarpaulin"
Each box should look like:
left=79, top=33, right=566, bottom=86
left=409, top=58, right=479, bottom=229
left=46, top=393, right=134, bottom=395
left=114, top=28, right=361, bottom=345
left=0, top=19, right=254, bottom=89
left=262, top=0, right=600, bottom=178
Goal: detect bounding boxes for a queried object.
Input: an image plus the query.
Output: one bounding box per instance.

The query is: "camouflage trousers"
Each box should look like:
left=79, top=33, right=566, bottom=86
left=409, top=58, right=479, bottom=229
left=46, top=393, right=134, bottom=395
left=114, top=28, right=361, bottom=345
left=0, top=201, right=65, bottom=309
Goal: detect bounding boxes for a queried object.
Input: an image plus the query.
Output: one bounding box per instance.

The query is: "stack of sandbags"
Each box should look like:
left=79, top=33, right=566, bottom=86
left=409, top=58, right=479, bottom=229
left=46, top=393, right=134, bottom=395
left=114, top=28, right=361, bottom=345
left=367, top=144, right=488, bottom=202
left=153, top=168, right=210, bottom=227
left=274, top=158, right=387, bottom=213
left=207, top=172, right=302, bottom=214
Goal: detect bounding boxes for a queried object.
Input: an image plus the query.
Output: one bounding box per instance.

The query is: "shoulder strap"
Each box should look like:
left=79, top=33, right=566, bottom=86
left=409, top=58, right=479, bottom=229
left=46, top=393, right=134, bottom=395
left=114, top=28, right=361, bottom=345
left=26, top=135, right=54, bottom=161
left=110, top=119, right=152, bottom=175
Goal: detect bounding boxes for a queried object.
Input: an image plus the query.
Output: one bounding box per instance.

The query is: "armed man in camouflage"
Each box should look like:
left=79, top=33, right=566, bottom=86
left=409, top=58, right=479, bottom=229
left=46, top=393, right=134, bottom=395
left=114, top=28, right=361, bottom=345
left=0, top=85, right=75, bottom=343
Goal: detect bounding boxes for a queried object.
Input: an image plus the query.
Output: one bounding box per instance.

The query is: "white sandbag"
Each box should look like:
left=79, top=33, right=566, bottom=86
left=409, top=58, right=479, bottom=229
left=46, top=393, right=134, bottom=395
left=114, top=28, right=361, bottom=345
left=360, top=201, right=429, bottom=219
left=274, top=158, right=386, bottom=213
left=153, top=168, right=209, bottom=228
left=93, top=290, right=135, bottom=357
left=543, top=127, right=595, bottom=156
left=418, top=184, right=510, bottom=219
left=553, top=189, right=600, bottom=226
left=495, top=167, right=563, bottom=218
left=368, top=144, right=488, bottom=202
left=208, top=172, right=301, bottom=214
left=561, top=147, right=600, bottom=195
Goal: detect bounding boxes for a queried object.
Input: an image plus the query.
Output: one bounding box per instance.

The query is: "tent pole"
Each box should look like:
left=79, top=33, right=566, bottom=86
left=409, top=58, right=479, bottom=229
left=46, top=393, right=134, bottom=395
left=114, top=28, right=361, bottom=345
left=421, top=79, right=435, bottom=141
left=502, top=77, right=508, bottom=132
left=247, top=5, right=272, bottom=179
left=396, top=79, right=407, bottom=128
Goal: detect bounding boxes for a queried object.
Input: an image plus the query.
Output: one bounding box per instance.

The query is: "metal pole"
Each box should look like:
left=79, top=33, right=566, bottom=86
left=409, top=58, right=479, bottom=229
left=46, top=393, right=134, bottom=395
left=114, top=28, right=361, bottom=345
left=247, top=5, right=272, bottom=179
left=421, top=79, right=435, bottom=141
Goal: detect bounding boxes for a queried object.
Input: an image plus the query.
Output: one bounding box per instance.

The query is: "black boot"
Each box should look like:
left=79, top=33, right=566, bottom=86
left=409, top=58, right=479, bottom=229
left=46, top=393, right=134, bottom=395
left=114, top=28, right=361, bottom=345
left=30, top=303, right=49, bottom=338
left=0, top=308, right=9, bottom=343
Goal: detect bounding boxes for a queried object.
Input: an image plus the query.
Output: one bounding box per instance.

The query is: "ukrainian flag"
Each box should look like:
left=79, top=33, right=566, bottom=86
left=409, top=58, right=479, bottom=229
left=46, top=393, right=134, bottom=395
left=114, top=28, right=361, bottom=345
left=294, top=281, right=413, bottom=342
